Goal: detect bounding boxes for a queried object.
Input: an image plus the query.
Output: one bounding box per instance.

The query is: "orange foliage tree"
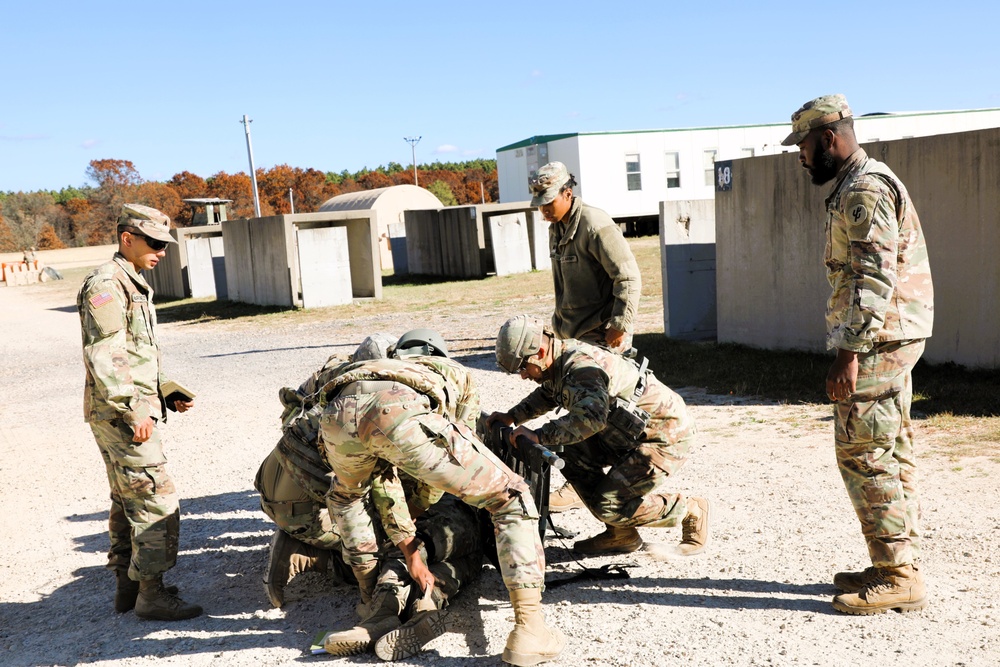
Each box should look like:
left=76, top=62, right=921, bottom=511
left=168, top=171, right=210, bottom=225
left=134, top=182, right=183, bottom=225
left=35, top=224, right=66, bottom=250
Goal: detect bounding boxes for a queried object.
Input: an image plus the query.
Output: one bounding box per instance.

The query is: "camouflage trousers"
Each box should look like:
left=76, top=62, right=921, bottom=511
left=563, top=380, right=696, bottom=529
left=254, top=447, right=342, bottom=551
left=376, top=495, right=483, bottom=613
left=834, top=339, right=925, bottom=568
left=90, top=419, right=179, bottom=581
left=321, top=385, right=544, bottom=590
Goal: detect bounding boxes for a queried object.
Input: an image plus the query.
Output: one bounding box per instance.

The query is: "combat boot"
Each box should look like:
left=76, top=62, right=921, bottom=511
left=115, top=570, right=178, bottom=613
left=548, top=482, right=584, bottom=513
left=323, top=587, right=403, bottom=656
left=502, top=587, right=565, bottom=666
left=833, top=566, right=882, bottom=593
left=676, top=496, right=710, bottom=556
left=573, top=525, right=643, bottom=554
left=135, top=577, right=203, bottom=621
left=374, top=587, right=448, bottom=661
left=831, top=564, right=927, bottom=615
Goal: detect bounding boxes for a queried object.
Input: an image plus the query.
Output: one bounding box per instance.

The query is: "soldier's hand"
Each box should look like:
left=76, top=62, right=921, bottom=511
left=399, top=537, right=436, bottom=594
left=826, top=348, right=859, bottom=402
left=511, top=425, right=540, bottom=450
left=486, top=411, right=515, bottom=430
left=173, top=399, right=194, bottom=413
left=605, top=326, right=625, bottom=349
left=132, top=417, right=154, bottom=443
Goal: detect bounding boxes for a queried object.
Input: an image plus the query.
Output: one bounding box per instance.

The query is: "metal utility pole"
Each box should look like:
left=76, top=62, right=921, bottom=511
left=404, top=136, right=422, bottom=187
left=289, top=188, right=295, bottom=214
left=241, top=115, right=262, bottom=217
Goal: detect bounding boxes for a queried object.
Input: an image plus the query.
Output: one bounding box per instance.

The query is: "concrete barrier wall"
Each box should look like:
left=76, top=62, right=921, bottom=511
left=147, top=225, right=224, bottom=299
left=716, top=127, right=1000, bottom=368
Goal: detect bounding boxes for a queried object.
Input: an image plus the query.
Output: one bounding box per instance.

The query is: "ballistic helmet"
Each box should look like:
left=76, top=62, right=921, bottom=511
left=495, top=315, right=546, bottom=373
left=352, top=332, right=397, bottom=361
left=394, top=328, right=449, bottom=359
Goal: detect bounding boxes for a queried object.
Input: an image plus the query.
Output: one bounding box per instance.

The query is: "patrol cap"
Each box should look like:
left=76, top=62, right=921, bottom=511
left=528, top=161, right=571, bottom=206
left=352, top=332, right=397, bottom=361
left=781, top=94, right=853, bottom=146
left=495, top=314, right=546, bottom=373
left=116, top=203, right=176, bottom=244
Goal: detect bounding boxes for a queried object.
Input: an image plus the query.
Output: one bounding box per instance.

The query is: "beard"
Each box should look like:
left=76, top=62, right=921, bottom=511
left=810, top=142, right=839, bottom=185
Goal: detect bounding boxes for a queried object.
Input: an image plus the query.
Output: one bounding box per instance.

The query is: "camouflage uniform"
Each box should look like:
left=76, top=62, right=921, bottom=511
left=78, top=253, right=179, bottom=581
left=549, top=197, right=641, bottom=352
left=824, top=148, right=934, bottom=568
left=319, top=357, right=545, bottom=591
left=507, top=337, right=696, bottom=529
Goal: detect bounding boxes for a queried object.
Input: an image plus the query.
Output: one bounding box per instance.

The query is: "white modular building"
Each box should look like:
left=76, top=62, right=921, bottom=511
left=496, top=107, right=1000, bottom=223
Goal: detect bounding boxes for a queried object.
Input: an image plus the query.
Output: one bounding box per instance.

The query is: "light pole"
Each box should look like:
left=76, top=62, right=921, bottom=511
left=404, top=136, right=421, bottom=187
left=241, top=115, right=262, bottom=217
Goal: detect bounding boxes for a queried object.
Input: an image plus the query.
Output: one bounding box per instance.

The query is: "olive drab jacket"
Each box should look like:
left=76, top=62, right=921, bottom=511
left=549, top=197, right=641, bottom=341
left=77, top=253, right=168, bottom=428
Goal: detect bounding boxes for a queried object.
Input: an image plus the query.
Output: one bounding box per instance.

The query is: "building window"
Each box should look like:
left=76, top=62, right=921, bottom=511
left=665, top=151, right=681, bottom=188
left=625, top=153, right=642, bottom=191
left=703, top=149, right=717, bottom=186
left=740, top=147, right=755, bottom=158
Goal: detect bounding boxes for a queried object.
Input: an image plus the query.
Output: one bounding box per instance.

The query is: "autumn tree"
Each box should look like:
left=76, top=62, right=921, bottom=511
left=134, top=182, right=183, bottom=224
left=206, top=171, right=270, bottom=219
left=169, top=171, right=209, bottom=225
left=35, top=224, right=66, bottom=250
left=0, top=191, right=60, bottom=250
left=84, top=159, right=143, bottom=244
left=258, top=164, right=297, bottom=215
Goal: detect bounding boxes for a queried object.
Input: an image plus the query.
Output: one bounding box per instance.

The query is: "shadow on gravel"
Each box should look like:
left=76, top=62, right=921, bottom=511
left=0, top=490, right=361, bottom=666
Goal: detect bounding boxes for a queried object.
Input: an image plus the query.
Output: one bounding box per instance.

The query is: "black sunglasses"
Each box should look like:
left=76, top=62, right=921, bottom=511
left=129, top=231, right=169, bottom=251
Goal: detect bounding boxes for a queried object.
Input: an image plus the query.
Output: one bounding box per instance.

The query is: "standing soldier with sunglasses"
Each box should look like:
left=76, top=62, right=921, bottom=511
left=77, top=204, right=202, bottom=621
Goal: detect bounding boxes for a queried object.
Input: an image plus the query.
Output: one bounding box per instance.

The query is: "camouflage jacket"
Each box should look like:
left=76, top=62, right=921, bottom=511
left=77, top=253, right=167, bottom=427
left=823, top=149, right=934, bottom=352
left=549, top=197, right=641, bottom=340
left=507, top=338, right=691, bottom=448
left=319, top=355, right=480, bottom=544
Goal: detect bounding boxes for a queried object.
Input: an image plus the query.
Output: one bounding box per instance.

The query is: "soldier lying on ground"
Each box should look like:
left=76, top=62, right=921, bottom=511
left=488, top=315, right=711, bottom=559
left=318, top=329, right=564, bottom=667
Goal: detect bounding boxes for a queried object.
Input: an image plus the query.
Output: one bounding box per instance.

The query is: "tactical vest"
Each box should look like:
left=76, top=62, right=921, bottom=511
left=274, top=426, right=332, bottom=503
left=319, top=358, right=452, bottom=417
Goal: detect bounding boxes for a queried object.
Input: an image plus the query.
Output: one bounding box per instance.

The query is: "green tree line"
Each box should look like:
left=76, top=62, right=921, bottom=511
left=0, top=158, right=498, bottom=250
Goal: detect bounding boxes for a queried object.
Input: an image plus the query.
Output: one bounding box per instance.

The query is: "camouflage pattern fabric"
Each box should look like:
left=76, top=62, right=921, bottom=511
left=321, top=362, right=545, bottom=591
left=78, top=253, right=181, bottom=580
left=835, top=339, right=925, bottom=567
left=78, top=253, right=166, bottom=429
left=548, top=197, right=641, bottom=348
left=375, top=494, right=484, bottom=611
left=824, top=149, right=934, bottom=352
left=781, top=93, right=853, bottom=146
left=90, top=419, right=179, bottom=580
left=255, top=446, right=342, bottom=550
left=507, top=337, right=696, bottom=528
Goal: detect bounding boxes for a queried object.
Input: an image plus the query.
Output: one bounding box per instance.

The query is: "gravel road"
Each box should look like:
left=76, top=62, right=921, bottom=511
left=1, top=262, right=997, bottom=667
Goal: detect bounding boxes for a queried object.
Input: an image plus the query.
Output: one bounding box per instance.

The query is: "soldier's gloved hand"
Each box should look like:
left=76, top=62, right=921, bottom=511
left=510, top=425, right=540, bottom=450
left=486, top=411, right=515, bottom=431
left=278, top=386, right=303, bottom=409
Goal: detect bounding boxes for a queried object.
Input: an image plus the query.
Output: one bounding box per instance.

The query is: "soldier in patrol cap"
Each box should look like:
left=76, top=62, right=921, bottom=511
left=488, top=315, right=710, bottom=559
left=530, top=161, right=643, bottom=515
left=77, top=203, right=202, bottom=620
left=785, top=94, right=934, bottom=615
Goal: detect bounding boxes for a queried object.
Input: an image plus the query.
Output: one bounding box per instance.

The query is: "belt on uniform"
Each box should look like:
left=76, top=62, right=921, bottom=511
left=336, top=380, right=399, bottom=397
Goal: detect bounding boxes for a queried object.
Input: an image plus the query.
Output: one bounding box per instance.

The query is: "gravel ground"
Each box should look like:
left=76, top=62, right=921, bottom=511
left=1, top=263, right=998, bottom=667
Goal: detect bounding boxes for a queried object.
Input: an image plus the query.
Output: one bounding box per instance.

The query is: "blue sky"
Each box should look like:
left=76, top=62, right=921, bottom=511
left=2, top=0, right=998, bottom=192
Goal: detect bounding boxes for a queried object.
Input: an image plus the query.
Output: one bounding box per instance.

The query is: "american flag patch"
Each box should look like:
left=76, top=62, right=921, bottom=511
left=89, top=291, right=114, bottom=308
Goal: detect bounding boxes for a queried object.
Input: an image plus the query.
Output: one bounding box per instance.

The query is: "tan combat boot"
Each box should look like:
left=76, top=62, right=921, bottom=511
left=135, top=577, right=202, bottom=621
left=502, top=588, right=565, bottom=666
left=263, top=529, right=330, bottom=607
left=676, top=497, right=710, bottom=556
left=549, top=482, right=584, bottom=513
left=573, top=525, right=643, bottom=554
left=323, top=587, right=403, bottom=656
left=374, top=587, right=448, bottom=661
left=115, top=569, right=178, bottom=613
left=831, top=563, right=927, bottom=615
left=833, top=566, right=882, bottom=593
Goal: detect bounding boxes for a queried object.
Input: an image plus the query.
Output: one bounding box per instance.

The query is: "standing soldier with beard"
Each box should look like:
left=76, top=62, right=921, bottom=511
left=783, top=94, right=934, bottom=615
